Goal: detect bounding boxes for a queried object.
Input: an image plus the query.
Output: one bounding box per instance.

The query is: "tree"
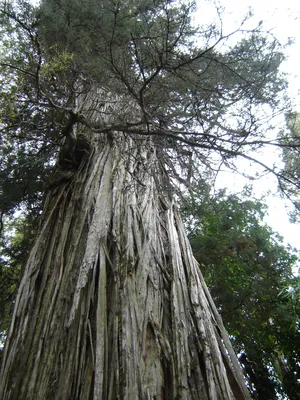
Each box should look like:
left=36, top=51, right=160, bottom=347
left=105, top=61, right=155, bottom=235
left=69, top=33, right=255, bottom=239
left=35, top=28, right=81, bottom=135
left=279, top=111, right=300, bottom=221
left=182, top=185, right=300, bottom=399
left=0, top=0, right=293, bottom=398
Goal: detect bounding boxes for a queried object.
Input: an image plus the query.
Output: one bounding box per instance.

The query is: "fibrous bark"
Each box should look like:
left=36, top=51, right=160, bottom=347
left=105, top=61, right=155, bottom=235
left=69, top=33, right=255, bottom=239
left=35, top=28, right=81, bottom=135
left=0, top=91, right=250, bottom=400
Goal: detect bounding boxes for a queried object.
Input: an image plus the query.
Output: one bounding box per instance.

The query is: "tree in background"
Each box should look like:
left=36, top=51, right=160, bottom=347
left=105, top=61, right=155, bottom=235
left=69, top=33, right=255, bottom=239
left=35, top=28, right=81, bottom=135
left=279, top=112, right=300, bottom=221
left=182, top=184, right=300, bottom=399
left=0, top=0, right=297, bottom=398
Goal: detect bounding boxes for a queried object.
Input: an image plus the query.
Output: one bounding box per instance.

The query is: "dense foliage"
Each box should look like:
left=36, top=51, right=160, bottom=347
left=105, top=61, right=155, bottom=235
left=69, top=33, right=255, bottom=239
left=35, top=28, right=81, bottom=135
left=182, top=184, right=300, bottom=399
left=0, top=0, right=293, bottom=232
left=279, top=112, right=300, bottom=221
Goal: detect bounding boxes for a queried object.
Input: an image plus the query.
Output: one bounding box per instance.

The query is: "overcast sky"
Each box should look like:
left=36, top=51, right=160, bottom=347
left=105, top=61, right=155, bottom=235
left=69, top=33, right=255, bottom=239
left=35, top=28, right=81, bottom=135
left=28, top=0, right=300, bottom=249
left=194, top=0, right=300, bottom=250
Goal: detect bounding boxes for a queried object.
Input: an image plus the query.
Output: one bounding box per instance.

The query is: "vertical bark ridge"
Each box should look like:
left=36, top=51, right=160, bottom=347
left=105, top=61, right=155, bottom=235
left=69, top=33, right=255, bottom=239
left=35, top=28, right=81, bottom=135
left=0, top=132, right=250, bottom=399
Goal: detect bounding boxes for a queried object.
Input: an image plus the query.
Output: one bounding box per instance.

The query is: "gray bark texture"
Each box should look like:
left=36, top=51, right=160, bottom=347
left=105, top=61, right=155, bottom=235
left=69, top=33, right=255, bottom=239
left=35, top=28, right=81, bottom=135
left=0, top=91, right=250, bottom=400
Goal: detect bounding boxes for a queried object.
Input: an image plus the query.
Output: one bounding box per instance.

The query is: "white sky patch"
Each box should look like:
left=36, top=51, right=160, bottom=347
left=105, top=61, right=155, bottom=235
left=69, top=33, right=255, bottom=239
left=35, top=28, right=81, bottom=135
left=26, top=0, right=300, bottom=249
left=194, top=0, right=300, bottom=250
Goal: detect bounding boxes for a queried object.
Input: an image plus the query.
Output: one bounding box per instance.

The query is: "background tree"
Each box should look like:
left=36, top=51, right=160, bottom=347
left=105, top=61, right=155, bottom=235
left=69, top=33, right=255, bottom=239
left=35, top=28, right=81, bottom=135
left=0, top=0, right=297, bottom=398
left=278, top=111, right=300, bottom=221
left=182, top=184, right=300, bottom=399
left=0, top=0, right=55, bottom=346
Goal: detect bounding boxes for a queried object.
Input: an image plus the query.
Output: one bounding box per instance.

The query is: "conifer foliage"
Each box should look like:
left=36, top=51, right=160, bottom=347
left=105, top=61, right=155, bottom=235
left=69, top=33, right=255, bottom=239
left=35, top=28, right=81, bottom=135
left=0, top=0, right=295, bottom=399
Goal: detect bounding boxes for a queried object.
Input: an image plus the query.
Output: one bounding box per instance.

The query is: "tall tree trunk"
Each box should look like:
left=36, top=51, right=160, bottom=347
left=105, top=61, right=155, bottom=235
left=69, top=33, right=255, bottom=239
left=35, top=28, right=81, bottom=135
left=0, top=98, right=250, bottom=399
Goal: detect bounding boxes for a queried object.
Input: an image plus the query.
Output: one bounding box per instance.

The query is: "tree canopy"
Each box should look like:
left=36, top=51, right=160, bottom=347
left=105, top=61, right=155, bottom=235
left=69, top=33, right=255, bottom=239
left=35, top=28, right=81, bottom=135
left=0, top=0, right=292, bottom=182
left=0, top=0, right=296, bottom=227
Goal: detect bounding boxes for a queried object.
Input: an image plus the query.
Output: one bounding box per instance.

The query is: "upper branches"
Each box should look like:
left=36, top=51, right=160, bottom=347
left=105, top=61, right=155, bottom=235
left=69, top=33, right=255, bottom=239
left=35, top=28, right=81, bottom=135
left=0, top=0, right=296, bottom=206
